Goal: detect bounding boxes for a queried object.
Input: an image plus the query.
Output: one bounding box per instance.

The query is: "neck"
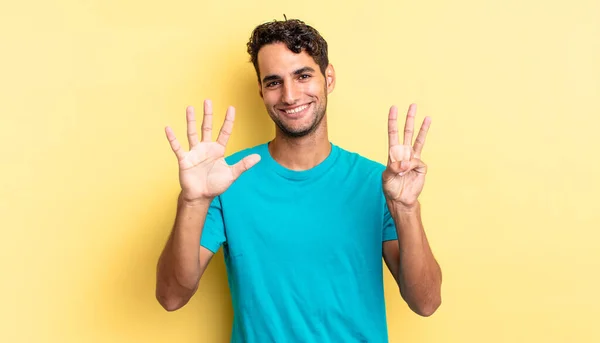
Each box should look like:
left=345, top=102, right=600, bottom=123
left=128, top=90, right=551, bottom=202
left=268, top=115, right=331, bottom=171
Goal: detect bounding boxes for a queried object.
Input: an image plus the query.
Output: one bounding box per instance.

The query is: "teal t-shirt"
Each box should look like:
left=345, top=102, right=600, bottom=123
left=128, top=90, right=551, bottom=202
left=201, top=142, right=398, bottom=343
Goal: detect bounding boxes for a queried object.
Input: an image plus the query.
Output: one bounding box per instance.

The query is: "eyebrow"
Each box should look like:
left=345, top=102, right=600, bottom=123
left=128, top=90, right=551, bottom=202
left=293, top=66, right=316, bottom=75
left=262, top=66, right=316, bottom=84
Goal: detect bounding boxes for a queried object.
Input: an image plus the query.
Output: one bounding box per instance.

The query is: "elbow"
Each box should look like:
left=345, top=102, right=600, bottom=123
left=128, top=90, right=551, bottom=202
left=399, top=284, right=442, bottom=317
left=155, top=284, right=194, bottom=312
left=155, top=289, right=178, bottom=311
left=158, top=298, right=181, bottom=312
left=155, top=268, right=199, bottom=312
left=156, top=292, right=188, bottom=312
left=414, top=296, right=441, bottom=317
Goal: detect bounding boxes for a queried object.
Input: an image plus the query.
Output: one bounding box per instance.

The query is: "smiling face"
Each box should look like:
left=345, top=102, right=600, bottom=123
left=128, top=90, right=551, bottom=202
left=257, top=42, right=335, bottom=138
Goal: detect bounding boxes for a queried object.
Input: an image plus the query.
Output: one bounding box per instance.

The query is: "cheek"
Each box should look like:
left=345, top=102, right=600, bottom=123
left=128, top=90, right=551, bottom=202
left=262, top=91, right=280, bottom=105
left=307, top=81, right=326, bottom=97
left=298, top=84, right=317, bottom=98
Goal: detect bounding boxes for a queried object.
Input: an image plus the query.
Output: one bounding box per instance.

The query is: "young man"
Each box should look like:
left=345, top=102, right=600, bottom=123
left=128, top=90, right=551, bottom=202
left=156, top=19, right=442, bottom=342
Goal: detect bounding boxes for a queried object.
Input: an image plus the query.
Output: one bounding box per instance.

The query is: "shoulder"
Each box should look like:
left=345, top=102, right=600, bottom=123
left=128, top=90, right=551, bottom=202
left=223, top=142, right=268, bottom=165
left=333, top=145, right=388, bottom=203
left=334, top=144, right=387, bottom=174
left=218, top=143, right=268, bottom=198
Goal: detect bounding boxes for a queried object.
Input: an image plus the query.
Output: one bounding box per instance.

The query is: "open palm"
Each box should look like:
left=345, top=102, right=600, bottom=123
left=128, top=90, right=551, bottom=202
left=382, top=104, right=431, bottom=209
left=165, top=100, right=260, bottom=202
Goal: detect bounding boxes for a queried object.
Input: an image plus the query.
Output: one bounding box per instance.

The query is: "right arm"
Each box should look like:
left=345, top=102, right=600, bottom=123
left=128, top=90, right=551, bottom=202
left=155, top=100, right=260, bottom=311
left=155, top=194, right=214, bottom=311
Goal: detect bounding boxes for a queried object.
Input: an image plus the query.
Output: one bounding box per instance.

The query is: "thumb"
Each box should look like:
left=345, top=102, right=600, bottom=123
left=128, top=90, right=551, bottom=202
left=382, top=161, right=404, bottom=182
left=230, top=154, right=261, bottom=180
left=407, top=158, right=427, bottom=175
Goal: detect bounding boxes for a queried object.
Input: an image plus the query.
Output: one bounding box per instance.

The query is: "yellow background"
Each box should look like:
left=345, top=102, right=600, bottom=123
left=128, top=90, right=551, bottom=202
left=1, top=0, right=599, bottom=342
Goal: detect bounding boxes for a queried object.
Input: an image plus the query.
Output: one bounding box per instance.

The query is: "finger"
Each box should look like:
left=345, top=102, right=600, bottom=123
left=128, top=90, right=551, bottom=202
left=382, top=161, right=405, bottom=182
left=413, top=116, right=432, bottom=158
left=387, top=161, right=404, bottom=174
left=389, top=144, right=412, bottom=163
left=230, top=154, right=261, bottom=180
left=201, top=100, right=213, bottom=142
left=399, top=158, right=427, bottom=176
left=408, top=158, right=427, bottom=175
left=382, top=167, right=398, bottom=183
left=385, top=158, right=426, bottom=178
left=216, top=106, right=235, bottom=147
left=165, top=126, right=185, bottom=161
left=403, top=103, right=417, bottom=146
left=186, top=106, right=199, bottom=149
left=388, top=106, right=399, bottom=148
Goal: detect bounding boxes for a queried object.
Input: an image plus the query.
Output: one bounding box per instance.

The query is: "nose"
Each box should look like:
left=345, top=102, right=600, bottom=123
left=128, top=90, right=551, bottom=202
left=281, top=82, right=299, bottom=105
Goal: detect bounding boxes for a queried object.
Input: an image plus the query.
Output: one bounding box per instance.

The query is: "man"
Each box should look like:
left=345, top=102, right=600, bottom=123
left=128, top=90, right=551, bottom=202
left=156, top=18, right=442, bottom=342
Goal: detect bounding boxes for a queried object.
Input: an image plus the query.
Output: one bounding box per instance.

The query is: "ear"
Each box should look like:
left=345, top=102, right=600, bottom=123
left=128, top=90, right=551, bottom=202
left=258, top=81, right=263, bottom=98
left=325, top=64, right=336, bottom=94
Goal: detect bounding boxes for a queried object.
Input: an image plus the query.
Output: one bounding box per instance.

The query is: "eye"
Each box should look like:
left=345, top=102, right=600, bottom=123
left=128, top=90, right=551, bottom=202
left=266, top=81, right=280, bottom=88
left=299, top=74, right=311, bottom=80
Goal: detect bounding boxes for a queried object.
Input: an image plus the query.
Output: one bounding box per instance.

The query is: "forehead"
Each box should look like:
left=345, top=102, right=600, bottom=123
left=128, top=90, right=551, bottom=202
left=257, top=42, right=319, bottom=77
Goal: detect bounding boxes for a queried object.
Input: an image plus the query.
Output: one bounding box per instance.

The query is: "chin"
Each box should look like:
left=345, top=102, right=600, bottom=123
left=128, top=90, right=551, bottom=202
left=270, top=105, right=326, bottom=138
left=279, top=125, right=314, bottom=138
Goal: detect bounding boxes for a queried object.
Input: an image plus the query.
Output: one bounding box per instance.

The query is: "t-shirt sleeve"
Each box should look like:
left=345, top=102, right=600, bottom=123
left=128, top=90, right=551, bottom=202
left=383, top=201, right=398, bottom=242
left=200, top=196, right=226, bottom=253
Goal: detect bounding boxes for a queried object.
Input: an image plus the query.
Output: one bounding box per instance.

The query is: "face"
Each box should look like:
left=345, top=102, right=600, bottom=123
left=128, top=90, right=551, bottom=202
left=257, top=42, right=335, bottom=138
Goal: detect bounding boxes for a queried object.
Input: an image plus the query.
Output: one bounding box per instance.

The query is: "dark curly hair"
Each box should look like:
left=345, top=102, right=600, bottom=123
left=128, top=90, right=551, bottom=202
left=247, top=19, right=329, bottom=82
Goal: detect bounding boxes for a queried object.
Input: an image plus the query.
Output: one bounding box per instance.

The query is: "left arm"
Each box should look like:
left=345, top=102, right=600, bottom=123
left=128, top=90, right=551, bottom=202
left=383, top=202, right=442, bottom=317
left=381, top=104, right=442, bottom=317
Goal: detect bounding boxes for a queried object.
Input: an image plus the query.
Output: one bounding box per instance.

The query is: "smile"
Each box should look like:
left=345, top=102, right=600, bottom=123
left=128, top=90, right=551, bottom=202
left=282, top=104, right=310, bottom=114
left=279, top=103, right=312, bottom=119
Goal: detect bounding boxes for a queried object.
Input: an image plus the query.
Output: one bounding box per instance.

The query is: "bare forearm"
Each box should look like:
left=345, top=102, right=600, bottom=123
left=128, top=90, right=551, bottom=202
left=156, top=194, right=211, bottom=308
left=389, top=201, right=442, bottom=316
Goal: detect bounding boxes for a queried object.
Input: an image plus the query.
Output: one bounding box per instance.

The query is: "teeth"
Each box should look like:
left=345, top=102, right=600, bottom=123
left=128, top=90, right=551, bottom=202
left=285, top=104, right=308, bottom=114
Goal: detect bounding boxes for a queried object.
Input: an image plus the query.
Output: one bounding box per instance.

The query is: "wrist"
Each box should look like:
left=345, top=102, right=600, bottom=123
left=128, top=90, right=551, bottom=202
left=180, top=193, right=214, bottom=207
left=388, top=199, right=421, bottom=215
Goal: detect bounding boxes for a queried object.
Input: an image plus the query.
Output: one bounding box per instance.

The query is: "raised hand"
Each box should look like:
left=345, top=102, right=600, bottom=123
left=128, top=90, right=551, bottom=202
left=165, top=100, right=261, bottom=203
left=382, top=104, right=431, bottom=209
